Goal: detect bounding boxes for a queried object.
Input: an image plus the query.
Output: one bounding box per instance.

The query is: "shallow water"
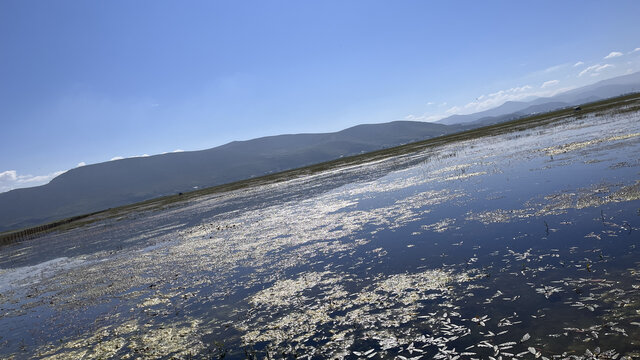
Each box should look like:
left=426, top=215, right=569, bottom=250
left=1, top=106, right=640, bottom=359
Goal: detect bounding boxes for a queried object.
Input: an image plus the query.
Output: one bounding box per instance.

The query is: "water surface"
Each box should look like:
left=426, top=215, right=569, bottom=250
left=1, top=104, right=640, bottom=359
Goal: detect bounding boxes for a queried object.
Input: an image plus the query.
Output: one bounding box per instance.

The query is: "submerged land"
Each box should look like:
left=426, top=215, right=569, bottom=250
left=1, top=93, right=640, bottom=359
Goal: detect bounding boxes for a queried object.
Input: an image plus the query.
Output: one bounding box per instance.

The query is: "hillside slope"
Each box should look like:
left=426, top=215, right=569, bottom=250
left=0, top=121, right=451, bottom=232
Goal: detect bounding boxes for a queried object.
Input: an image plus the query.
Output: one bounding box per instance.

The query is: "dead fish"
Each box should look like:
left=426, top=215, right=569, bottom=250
left=528, top=347, right=541, bottom=358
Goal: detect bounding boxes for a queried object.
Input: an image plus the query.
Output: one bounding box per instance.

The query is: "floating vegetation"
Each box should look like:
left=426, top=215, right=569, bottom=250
left=238, top=268, right=483, bottom=357
left=542, top=132, right=640, bottom=156
left=421, top=218, right=457, bottom=233
left=1, top=97, right=640, bottom=358
left=443, top=171, right=488, bottom=181
left=36, top=319, right=205, bottom=360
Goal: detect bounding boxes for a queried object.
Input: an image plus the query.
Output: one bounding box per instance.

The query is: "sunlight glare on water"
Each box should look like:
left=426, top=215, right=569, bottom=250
left=1, top=104, right=640, bottom=359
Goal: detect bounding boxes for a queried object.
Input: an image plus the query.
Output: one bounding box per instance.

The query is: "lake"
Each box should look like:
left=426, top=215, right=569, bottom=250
left=1, top=98, right=640, bottom=359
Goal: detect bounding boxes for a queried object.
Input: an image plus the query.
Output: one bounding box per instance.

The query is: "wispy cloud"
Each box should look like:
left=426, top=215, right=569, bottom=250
left=632, top=48, right=640, bottom=53
left=543, top=64, right=567, bottom=73
left=404, top=50, right=635, bottom=124
left=404, top=114, right=443, bottom=122
left=77, top=162, right=86, bottom=167
left=454, top=85, right=539, bottom=113
left=579, top=63, right=614, bottom=77
left=0, top=169, right=66, bottom=193
left=110, top=153, right=151, bottom=161
left=445, top=106, right=462, bottom=115
left=604, top=51, right=623, bottom=59
left=407, top=83, right=573, bottom=121
left=0, top=170, right=16, bottom=184
left=161, top=149, right=187, bottom=155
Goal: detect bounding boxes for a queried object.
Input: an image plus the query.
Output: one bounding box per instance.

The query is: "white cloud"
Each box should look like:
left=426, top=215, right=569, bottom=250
left=604, top=51, right=623, bottom=59
left=460, top=85, right=534, bottom=111
left=599, top=64, right=614, bottom=70
left=108, top=154, right=153, bottom=161
left=579, top=63, right=614, bottom=77
left=0, top=169, right=66, bottom=193
left=543, top=64, right=566, bottom=73
left=0, top=170, right=17, bottom=183
left=404, top=83, right=572, bottom=121
left=445, top=106, right=462, bottom=115
left=77, top=162, right=86, bottom=167
left=162, top=149, right=186, bottom=155
left=405, top=50, right=638, bottom=124
left=404, top=113, right=443, bottom=122
left=450, top=84, right=575, bottom=116
left=632, top=48, right=640, bottom=53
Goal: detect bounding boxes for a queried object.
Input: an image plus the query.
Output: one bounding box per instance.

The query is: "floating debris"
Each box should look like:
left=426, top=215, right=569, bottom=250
left=2, top=98, right=640, bottom=358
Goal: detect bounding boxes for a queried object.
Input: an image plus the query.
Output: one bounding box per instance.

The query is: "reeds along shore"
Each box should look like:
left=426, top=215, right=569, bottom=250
left=0, top=211, right=104, bottom=246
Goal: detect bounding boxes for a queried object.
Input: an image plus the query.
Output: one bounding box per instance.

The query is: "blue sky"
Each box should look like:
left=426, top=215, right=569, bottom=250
left=1, top=0, right=640, bottom=193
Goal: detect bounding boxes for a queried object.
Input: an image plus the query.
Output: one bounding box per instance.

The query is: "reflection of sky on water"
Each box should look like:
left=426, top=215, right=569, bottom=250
left=1, top=106, right=640, bottom=359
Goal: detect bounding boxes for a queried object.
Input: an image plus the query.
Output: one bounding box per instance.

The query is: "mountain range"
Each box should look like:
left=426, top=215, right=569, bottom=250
left=437, top=71, right=640, bottom=125
left=1, top=71, right=639, bottom=232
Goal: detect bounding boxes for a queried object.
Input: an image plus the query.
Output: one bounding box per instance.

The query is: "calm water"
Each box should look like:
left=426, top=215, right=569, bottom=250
left=1, top=105, right=640, bottom=359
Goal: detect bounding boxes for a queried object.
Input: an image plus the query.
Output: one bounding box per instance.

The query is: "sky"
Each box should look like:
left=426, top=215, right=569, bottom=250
left=1, top=0, right=640, bottom=193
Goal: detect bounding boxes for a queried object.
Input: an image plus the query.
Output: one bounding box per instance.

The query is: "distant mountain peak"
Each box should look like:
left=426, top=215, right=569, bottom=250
left=437, top=71, right=640, bottom=125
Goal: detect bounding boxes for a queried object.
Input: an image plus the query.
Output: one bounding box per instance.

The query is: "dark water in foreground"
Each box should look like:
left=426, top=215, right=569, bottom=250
left=1, top=106, right=640, bottom=359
